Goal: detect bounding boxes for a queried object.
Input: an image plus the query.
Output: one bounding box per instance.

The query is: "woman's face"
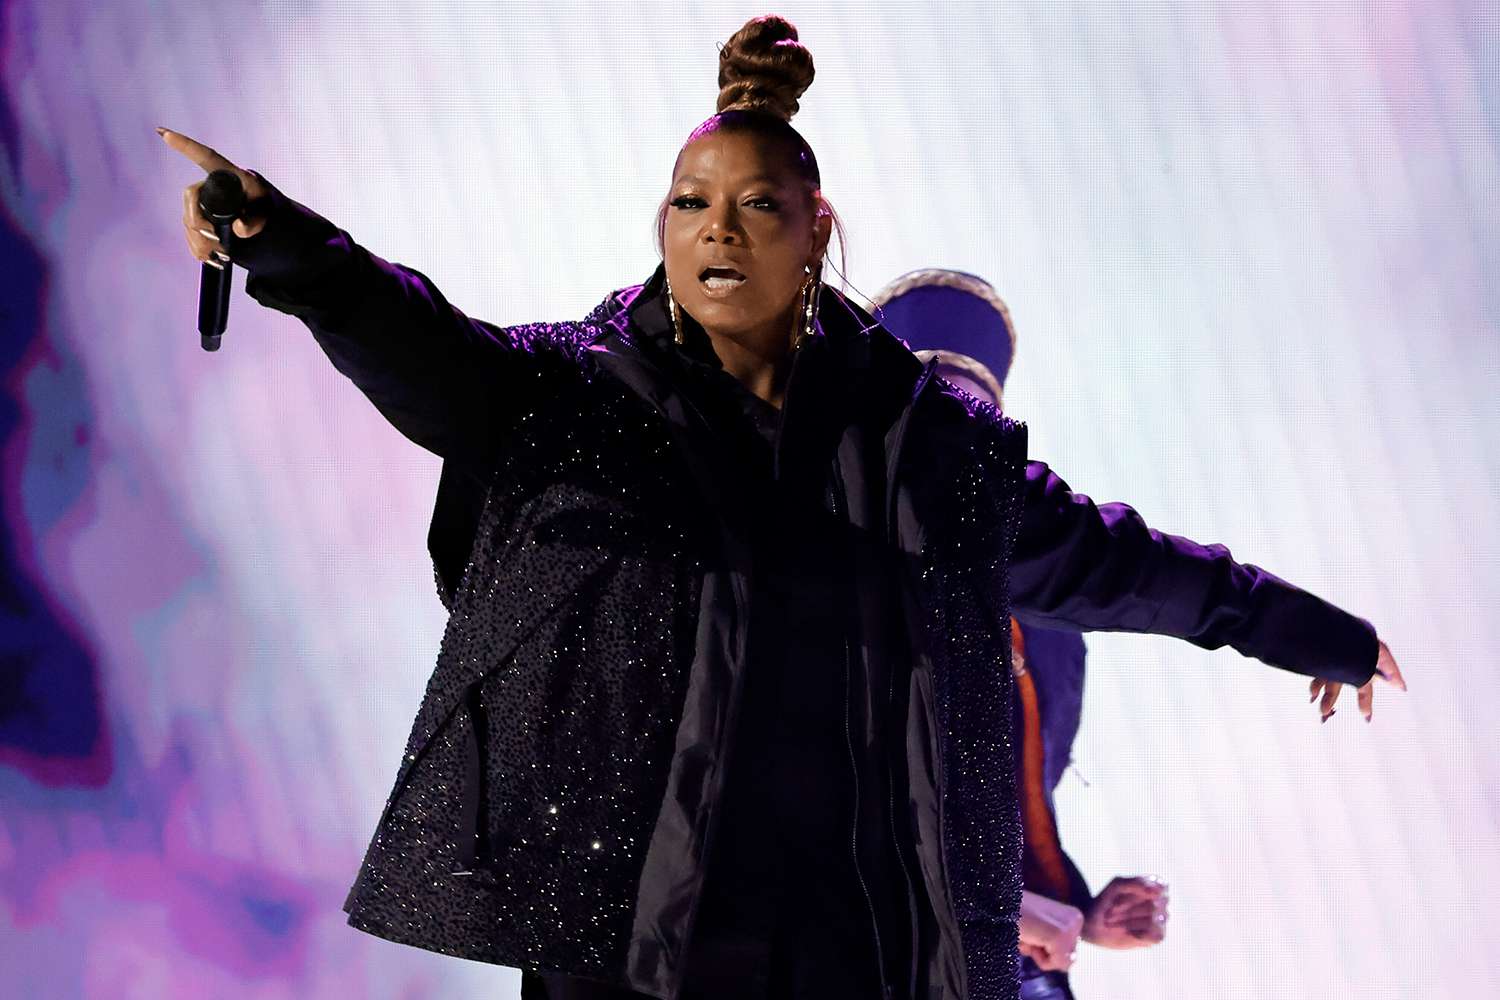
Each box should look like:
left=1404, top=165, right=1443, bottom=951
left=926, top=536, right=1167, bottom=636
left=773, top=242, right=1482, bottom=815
left=662, top=129, right=831, bottom=344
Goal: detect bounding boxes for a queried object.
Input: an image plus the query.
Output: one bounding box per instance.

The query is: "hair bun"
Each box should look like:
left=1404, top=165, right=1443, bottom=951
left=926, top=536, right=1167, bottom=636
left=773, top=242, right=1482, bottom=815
left=716, top=15, right=815, bottom=122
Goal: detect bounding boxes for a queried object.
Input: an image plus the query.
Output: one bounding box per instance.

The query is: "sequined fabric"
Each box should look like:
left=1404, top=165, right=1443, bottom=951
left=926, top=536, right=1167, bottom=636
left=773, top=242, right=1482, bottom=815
left=343, top=319, right=710, bottom=981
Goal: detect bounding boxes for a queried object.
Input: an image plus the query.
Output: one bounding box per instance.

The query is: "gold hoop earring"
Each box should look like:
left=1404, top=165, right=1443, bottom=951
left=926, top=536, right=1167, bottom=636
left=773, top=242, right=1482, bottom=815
left=792, top=264, right=822, bottom=350
left=665, top=277, right=685, bottom=345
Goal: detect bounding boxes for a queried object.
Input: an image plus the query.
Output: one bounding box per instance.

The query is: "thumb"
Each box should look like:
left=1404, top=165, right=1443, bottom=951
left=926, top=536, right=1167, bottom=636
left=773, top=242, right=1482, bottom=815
left=1374, top=640, right=1408, bottom=691
left=231, top=216, right=267, bottom=239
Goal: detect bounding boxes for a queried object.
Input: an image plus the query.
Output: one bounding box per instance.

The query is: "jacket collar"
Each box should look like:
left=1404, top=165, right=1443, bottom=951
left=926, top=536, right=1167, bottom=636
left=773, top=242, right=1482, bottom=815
left=590, top=263, right=930, bottom=410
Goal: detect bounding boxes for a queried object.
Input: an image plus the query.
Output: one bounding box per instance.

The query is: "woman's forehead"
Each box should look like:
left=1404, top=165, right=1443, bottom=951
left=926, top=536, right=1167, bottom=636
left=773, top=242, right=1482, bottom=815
left=672, top=131, right=800, bottom=186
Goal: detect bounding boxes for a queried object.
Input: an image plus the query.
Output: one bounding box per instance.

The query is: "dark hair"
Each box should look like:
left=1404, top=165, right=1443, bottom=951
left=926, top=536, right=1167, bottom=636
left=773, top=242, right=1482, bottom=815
left=655, top=16, right=847, bottom=278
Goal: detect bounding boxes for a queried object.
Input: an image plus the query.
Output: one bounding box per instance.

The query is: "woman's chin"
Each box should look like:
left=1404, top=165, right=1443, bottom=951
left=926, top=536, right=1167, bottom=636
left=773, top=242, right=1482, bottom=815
left=683, top=299, right=761, bottom=337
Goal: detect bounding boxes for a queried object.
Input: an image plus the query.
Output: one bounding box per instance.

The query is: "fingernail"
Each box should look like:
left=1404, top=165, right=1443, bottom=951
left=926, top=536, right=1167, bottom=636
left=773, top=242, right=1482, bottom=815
left=198, top=228, right=219, bottom=241
left=155, top=126, right=167, bottom=137
left=1322, top=709, right=1336, bottom=723
left=214, top=250, right=230, bottom=262
left=205, top=258, right=223, bottom=270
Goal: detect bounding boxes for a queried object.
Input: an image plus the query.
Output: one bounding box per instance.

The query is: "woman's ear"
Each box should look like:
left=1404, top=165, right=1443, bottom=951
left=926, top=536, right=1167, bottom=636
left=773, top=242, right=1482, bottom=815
left=810, top=193, right=833, bottom=265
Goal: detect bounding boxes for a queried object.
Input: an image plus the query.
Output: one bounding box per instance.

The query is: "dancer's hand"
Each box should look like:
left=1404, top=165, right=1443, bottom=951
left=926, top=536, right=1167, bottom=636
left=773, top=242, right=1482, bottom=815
left=1081, top=875, right=1168, bottom=949
left=1018, top=890, right=1084, bottom=971
left=157, top=127, right=270, bottom=270
left=1308, top=639, right=1406, bottom=723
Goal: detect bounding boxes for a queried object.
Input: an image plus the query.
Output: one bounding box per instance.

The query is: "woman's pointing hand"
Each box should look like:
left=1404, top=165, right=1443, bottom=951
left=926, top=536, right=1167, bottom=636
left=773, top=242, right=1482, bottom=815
left=158, top=127, right=269, bottom=269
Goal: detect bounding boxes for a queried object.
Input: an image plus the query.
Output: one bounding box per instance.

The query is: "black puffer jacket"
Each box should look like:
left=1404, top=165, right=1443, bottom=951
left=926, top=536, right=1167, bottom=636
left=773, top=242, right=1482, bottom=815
left=228, top=174, right=1378, bottom=1000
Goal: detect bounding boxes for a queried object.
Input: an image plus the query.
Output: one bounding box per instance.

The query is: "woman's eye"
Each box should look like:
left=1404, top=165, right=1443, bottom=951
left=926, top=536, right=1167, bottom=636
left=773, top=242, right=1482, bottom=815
left=670, top=195, right=706, bottom=209
left=746, top=196, right=780, bottom=211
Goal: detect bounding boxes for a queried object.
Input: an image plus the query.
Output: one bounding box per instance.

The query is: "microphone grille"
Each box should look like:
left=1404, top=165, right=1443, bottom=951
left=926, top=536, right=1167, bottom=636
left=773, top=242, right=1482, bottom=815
left=199, top=169, right=246, bottom=220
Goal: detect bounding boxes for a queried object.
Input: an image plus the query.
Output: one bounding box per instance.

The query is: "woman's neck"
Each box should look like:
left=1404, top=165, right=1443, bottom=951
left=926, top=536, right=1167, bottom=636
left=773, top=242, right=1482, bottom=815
left=703, top=315, right=798, bottom=409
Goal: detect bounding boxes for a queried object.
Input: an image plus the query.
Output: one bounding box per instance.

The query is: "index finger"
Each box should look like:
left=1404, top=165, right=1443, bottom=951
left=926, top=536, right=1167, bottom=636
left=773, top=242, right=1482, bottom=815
left=157, top=127, right=238, bottom=175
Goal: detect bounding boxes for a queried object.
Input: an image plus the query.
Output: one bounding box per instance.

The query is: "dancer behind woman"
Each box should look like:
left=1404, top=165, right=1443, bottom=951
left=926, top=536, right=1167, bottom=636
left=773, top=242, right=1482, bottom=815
left=874, top=270, right=1172, bottom=1000
left=160, top=15, right=1402, bottom=1000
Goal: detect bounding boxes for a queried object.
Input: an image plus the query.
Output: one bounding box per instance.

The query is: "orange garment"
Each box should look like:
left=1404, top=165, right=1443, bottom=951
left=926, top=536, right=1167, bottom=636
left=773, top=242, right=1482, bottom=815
left=1011, top=616, right=1073, bottom=901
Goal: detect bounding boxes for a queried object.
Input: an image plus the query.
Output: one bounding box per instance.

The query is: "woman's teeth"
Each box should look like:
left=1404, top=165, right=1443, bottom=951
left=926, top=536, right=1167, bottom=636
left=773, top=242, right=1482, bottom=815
left=703, top=275, right=745, bottom=291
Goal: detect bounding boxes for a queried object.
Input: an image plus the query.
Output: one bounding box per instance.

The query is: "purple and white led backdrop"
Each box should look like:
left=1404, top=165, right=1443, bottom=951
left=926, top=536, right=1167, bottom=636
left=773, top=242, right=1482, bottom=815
left=2, top=2, right=1495, bottom=997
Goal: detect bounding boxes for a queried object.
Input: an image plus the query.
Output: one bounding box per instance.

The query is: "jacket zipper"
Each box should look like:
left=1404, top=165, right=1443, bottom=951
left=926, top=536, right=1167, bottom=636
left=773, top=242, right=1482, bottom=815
left=829, top=470, right=891, bottom=999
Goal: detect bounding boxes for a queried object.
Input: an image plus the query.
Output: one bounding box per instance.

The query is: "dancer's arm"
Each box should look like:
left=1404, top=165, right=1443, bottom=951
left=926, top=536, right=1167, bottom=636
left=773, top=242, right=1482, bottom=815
left=165, top=129, right=539, bottom=462
left=1058, top=848, right=1094, bottom=914
left=1010, top=459, right=1396, bottom=691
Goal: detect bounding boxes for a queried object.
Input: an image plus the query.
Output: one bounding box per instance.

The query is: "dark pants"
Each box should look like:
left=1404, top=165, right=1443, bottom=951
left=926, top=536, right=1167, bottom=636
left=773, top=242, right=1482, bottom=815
left=520, top=912, right=884, bottom=1000
left=526, top=966, right=1074, bottom=1000
left=520, top=963, right=877, bottom=1000
left=520, top=928, right=882, bottom=1000
left=519, top=971, right=641, bottom=1000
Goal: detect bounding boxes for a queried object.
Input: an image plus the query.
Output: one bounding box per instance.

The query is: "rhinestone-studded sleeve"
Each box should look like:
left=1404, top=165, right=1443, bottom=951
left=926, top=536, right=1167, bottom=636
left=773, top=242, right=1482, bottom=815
left=903, top=386, right=1031, bottom=1000
left=227, top=171, right=561, bottom=463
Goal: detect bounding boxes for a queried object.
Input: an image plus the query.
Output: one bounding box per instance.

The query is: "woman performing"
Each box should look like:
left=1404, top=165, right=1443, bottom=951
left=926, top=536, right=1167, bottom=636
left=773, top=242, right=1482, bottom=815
left=160, top=15, right=1403, bottom=1000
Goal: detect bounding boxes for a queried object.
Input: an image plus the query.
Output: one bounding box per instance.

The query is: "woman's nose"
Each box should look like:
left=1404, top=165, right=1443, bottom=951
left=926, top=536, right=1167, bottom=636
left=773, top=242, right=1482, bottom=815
left=703, top=206, right=742, bottom=244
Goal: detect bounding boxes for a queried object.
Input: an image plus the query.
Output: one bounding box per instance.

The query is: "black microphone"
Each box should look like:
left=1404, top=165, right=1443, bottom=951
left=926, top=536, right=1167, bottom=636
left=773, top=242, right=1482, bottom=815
left=197, top=169, right=246, bottom=351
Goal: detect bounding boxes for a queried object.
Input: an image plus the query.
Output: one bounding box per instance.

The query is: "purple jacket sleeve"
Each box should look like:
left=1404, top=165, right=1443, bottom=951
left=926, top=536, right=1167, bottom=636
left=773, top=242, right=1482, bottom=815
left=224, top=172, right=531, bottom=461
left=1009, top=460, right=1379, bottom=687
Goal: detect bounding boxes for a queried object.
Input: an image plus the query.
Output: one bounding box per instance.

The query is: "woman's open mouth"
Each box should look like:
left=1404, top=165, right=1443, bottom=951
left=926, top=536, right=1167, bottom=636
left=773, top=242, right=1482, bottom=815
left=698, top=265, right=748, bottom=296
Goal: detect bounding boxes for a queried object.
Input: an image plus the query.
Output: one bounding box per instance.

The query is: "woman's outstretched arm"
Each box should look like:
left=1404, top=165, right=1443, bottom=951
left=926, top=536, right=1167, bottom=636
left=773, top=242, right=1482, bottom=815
left=163, top=128, right=536, bottom=462
left=1009, top=459, right=1403, bottom=704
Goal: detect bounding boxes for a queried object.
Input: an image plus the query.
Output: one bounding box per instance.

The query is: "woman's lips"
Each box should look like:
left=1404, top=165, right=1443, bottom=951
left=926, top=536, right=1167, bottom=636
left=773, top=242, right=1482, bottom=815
left=698, top=265, right=747, bottom=297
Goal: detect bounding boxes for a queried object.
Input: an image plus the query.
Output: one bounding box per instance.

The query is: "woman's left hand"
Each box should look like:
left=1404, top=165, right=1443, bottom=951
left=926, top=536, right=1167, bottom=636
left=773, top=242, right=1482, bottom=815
left=1308, top=639, right=1406, bottom=723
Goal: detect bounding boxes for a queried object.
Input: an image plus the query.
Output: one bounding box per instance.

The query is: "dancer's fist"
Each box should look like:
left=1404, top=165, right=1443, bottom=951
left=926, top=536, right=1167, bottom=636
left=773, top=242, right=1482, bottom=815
left=1082, top=875, right=1168, bottom=949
